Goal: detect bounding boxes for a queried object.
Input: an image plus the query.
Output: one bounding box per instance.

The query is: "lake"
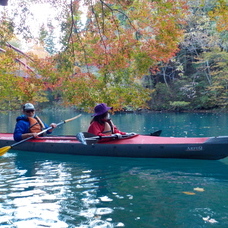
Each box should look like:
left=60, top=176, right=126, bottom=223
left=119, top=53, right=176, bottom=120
left=0, top=110, right=228, bottom=227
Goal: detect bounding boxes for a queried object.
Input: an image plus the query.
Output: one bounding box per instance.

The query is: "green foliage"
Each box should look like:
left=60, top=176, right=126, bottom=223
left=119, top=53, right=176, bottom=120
left=149, top=83, right=173, bottom=110
left=169, top=101, right=190, bottom=112
left=0, top=19, right=14, bottom=43
left=1, top=0, right=228, bottom=112
left=203, top=50, right=228, bottom=108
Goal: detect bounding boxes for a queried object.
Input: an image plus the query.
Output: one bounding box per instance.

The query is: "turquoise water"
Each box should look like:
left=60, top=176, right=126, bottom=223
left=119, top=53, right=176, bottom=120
left=3, top=110, right=228, bottom=137
left=0, top=110, right=228, bottom=227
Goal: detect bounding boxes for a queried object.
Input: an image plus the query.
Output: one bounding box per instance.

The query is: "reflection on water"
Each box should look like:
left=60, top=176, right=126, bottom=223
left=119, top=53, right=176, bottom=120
left=1, top=111, right=228, bottom=227
left=0, top=151, right=228, bottom=228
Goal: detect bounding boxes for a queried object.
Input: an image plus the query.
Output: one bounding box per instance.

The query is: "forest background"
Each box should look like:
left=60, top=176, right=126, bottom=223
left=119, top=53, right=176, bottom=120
left=0, top=0, right=228, bottom=113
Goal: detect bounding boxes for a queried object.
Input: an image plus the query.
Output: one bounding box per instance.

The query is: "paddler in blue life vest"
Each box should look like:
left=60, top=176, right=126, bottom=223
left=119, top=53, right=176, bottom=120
left=13, top=103, right=57, bottom=142
left=88, top=103, right=136, bottom=138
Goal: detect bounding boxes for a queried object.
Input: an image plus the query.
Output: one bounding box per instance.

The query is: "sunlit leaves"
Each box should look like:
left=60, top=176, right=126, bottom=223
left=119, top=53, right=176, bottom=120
left=56, top=0, right=189, bottom=109
left=0, top=44, right=50, bottom=109
left=200, top=50, right=228, bottom=108
left=1, top=0, right=189, bottom=110
left=208, top=0, right=228, bottom=32
left=80, top=0, right=188, bottom=75
left=0, top=48, right=23, bottom=110
left=0, top=17, right=14, bottom=43
left=0, top=0, right=188, bottom=110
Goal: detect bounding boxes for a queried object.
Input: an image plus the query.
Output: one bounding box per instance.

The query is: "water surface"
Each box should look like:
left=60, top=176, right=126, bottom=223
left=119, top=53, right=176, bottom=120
left=0, top=110, right=228, bottom=227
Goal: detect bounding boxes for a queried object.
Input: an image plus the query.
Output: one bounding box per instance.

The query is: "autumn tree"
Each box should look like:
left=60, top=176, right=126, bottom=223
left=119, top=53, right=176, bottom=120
left=147, top=0, right=228, bottom=111
left=55, top=0, right=189, bottom=111
left=0, top=14, right=50, bottom=109
left=1, top=0, right=189, bottom=111
left=2, top=0, right=228, bottom=111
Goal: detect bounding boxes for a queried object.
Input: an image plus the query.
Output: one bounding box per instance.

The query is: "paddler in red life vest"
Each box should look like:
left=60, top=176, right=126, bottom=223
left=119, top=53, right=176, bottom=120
left=88, top=103, right=136, bottom=139
left=13, top=103, right=57, bottom=142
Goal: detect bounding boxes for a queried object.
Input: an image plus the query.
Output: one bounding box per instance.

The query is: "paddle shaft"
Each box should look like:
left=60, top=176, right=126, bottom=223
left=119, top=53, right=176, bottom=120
left=76, top=130, right=162, bottom=145
left=76, top=132, right=137, bottom=145
left=83, top=130, right=161, bottom=140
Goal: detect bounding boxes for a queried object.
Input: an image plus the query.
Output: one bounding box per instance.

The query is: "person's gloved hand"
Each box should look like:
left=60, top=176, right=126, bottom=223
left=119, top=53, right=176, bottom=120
left=114, top=133, right=123, bottom=139
left=31, top=133, right=38, bottom=138
left=50, top=123, right=57, bottom=128
left=126, top=132, right=137, bottom=136
left=48, top=123, right=57, bottom=132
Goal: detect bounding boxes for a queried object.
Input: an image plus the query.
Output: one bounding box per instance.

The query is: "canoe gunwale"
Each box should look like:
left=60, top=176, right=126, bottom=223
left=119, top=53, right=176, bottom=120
left=0, top=133, right=227, bottom=160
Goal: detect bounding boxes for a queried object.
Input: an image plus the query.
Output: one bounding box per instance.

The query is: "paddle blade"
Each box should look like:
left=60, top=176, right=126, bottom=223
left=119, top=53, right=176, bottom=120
left=76, top=132, right=98, bottom=145
left=150, top=130, right=162, bottom=136
left=76, top=132, right=87, bottom=145
left=0, top=146, right=12, bottom=156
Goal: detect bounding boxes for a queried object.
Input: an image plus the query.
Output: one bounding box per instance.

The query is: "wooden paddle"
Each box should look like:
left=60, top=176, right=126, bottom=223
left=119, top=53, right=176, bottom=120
left=0, top=114, right=82, bottom=156
left=76, top=130, right=162, bottom=145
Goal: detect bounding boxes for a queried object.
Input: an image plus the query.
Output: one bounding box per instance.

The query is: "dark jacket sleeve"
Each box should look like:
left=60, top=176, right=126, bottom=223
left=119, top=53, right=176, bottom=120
left=13, top=120, right=30, bottom=142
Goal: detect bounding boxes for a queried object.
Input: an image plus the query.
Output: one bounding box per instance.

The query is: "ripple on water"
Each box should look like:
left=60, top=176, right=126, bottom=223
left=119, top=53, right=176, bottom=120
left=0, top=152, right=228, bottom=227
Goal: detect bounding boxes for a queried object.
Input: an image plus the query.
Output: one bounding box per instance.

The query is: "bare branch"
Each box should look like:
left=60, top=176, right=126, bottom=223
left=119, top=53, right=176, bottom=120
left=99, top=0, right=139, bottom=32
left=0, top=47, right=6, bottom=52
left=5, top=42, right=34, bottom=62
left=15, top=58, right=37, bottom=75
left=71, top=0, right=91, bottom=74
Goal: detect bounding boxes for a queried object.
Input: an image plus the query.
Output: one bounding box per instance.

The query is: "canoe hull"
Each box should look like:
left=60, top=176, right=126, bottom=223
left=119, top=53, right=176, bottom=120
left=0, top=134, right=228, bottom=160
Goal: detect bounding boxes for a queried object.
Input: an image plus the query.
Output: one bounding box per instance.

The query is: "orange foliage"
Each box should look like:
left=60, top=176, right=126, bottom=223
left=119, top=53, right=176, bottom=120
left=74, top=0, right=188, bottom=75
left=55, top=0, right=189, bottom=110
left=0, top=0, right=189, bottom=110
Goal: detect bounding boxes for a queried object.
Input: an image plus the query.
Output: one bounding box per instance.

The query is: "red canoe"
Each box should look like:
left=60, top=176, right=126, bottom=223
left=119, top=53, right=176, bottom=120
left=0, top=133, right=227, bottom=160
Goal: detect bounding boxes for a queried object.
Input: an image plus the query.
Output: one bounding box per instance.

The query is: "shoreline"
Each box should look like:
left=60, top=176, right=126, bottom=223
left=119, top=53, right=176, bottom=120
left=1, top=107, right=227, bottom=114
